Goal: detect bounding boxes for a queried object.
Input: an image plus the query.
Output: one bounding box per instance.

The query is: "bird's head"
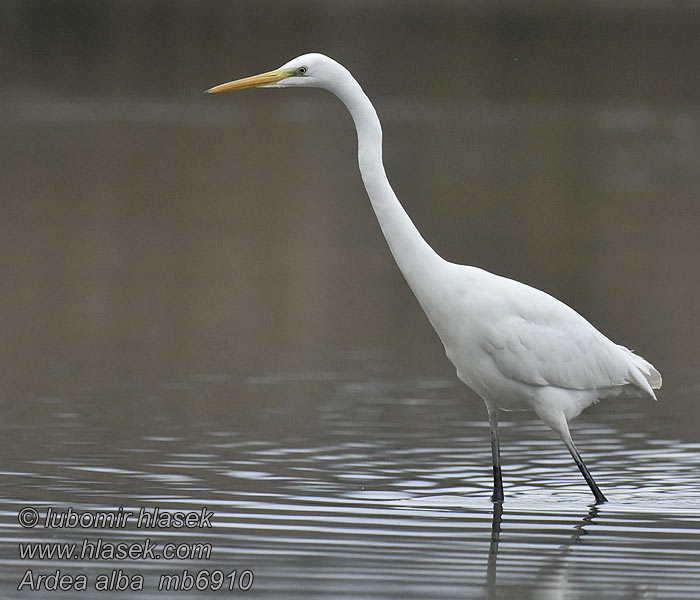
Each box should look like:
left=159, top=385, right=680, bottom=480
left=205, top=53, right=349, bottom=95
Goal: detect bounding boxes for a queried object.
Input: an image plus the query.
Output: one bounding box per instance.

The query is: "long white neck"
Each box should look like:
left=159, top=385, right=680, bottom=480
left=332, top=76, right=445, bottom=291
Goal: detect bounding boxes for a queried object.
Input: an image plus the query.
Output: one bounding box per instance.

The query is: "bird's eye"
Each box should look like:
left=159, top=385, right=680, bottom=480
left=297, top=66, right=307, bottom=75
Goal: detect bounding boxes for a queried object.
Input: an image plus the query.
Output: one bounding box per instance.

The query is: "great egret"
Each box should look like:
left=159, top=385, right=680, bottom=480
left=207, top=53, right=661, bottom=504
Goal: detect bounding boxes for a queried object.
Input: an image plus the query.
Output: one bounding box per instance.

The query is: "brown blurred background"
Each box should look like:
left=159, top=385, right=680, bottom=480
left=1, top=0, right=698, bottom=431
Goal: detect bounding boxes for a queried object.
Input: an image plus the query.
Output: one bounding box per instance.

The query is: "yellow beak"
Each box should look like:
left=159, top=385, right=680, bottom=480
left=205, top=68, right=295, bottom=94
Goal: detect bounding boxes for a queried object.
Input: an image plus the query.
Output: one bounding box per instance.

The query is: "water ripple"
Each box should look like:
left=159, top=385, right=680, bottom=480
left=2, top=373, right=700, bottom=599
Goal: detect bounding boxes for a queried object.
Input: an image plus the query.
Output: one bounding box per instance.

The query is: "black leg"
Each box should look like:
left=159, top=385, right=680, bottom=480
left=486, top=403, right=504, bottom=503
left=562, top=436, right=608, bottom=504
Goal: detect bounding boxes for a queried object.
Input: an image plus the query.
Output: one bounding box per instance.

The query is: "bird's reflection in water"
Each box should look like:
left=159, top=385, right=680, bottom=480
left=485, top=501, right=503, bottom=598
left=485, top=503, right=601, bottom=600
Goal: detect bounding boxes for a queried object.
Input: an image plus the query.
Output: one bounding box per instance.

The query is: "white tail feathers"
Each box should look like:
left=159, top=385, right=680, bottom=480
left=622, top=347, right=662, bottom=401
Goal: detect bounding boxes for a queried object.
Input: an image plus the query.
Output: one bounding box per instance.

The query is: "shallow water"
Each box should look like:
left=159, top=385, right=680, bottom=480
left=2, top=2, right=700, bottom=598
left=2, top=369, right=700, bottom=599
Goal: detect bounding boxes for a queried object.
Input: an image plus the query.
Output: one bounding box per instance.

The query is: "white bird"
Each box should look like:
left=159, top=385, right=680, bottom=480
left=206, top=53, right=661, bottom=504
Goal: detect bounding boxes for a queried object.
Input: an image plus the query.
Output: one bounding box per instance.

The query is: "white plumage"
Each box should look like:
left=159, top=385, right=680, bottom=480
left=207, top=53, right=661, bottom=503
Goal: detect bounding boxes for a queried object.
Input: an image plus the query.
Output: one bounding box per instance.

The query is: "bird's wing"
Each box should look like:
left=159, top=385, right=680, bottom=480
left=482, top=314, right=629, bottom=390
left=477, top=282, right=656, bottom=395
